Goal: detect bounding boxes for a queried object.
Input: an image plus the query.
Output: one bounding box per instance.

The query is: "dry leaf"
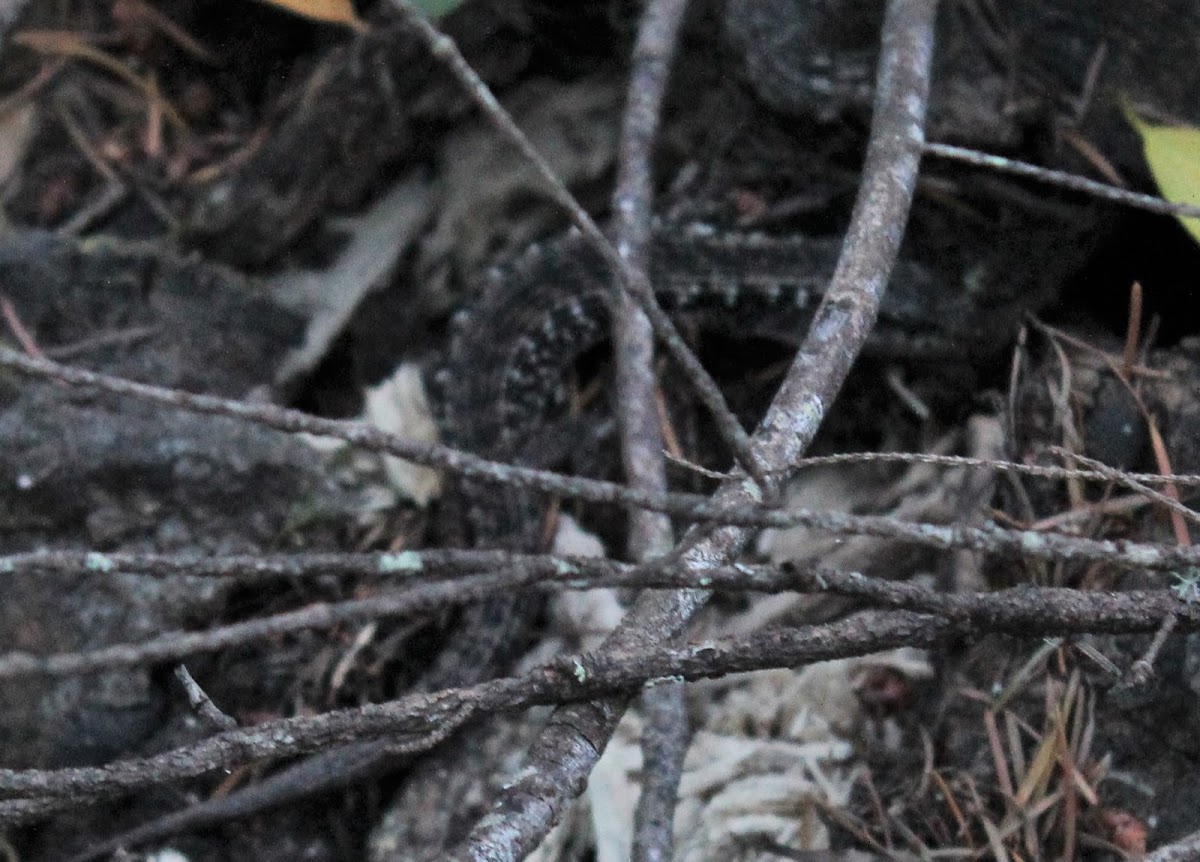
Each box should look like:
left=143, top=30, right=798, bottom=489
left=1123, top=99, right=1200, bottom=244
left=254, top=0, right=368, bottom=31
left=13, top=30, right=189, bottom=132
left=363, top=364, right=442, bottom=506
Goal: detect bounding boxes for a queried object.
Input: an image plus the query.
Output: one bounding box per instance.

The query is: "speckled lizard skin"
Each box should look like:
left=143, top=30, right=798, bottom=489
left=73, top=222, right=1040, bottom=860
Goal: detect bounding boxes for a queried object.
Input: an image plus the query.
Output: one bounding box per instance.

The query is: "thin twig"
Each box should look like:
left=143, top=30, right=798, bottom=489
left=11, top=349, right=1200, bottom=565
left=0, top=295, right=46, bottom=358
left=1123, top=612, right=1178, bottom=688
left=0, top=345, right=741, bottom=524
left=609, top=2, right=691, bottom=856
left=0, top=571, right=519, bottom=680
left=43, top=324, right=158, bottom=360
left=924, top=142, right=1200, bottom=220
left=173, top=665, right=237, bottom=731
left=0, top=563, right=1195, bottom=682
left=8, top=598, right=1200, bottom=825
left=612, top=0, right=681, bottom=561
left=634, top=682, right=688, bottom=862
left=1053, top=448, right=1200, bottom=529
left=788, top=450, right=1200, bottom=488
left=6, top=514, right=1200, bottom=589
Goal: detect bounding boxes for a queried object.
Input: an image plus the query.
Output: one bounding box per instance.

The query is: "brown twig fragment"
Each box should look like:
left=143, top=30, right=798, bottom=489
left=0, top=294, right=46, bottom=358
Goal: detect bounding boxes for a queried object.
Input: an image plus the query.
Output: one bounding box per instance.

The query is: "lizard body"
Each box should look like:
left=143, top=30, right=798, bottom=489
left=72, top=222, right=1044, bottom=860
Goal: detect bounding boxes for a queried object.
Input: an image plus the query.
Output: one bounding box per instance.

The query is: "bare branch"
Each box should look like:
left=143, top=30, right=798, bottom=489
left=7, top=592, right=1200, bottom=826
left=8, top=351, right=1200, bottom=574
left=609, top=2, right=692, bottom=857
left=5, top=554, right=1191, bottom=682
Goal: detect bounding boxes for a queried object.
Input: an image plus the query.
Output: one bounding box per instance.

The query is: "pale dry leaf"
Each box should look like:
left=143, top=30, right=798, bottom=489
left=548, top=513, right=621, bottom=649
left=550, top=589, right=625, bottom=650
left=552, top=512, right=607, bottom=558
left=523, top=650, right=933, bottom=860
left=676, top=750, right=847, bottom=862
left=673, top=651, right=929, bottom=861
left=587, top=711, right=645, bottom=862
left=269, top=175, right=432, bottom=388
left=755, top=463, right=885, bottom=569
left=363, top=363, right=441, bottom=506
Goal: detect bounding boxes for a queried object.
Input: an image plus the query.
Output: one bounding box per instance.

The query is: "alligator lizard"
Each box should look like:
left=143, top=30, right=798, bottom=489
left=56, top=0, right=1195, bottom=852
left=71, top=222, right=1049, bottom=860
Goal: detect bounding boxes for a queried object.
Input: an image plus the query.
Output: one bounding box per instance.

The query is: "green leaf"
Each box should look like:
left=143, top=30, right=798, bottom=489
left=1123, top=98, right=1200, bottom=245
left=411, top=0, right=468, bottom=17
